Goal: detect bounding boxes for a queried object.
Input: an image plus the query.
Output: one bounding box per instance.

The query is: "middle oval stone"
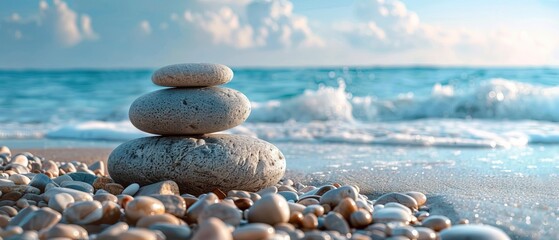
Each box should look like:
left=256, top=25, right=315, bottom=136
left=129, top=87, right=251, bottom=135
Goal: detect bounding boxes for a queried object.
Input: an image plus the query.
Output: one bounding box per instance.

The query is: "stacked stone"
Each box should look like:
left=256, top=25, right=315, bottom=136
left=108, top=63, right=286, bottom=195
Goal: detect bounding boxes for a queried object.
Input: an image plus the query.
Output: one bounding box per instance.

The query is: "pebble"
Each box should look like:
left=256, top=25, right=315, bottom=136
left=109, top=135, right=285, bottom=195
left=63, top=200, right=103, bottom=224
left=0, top=146, right=10, bottom=156
left=53, top=174, right=74, bottom=186
left=42, top=160, right=60, bottom=177
left=334, top=197, right=358, bottom=220
left=135, top=180, right=179, bottom=196
left=192, top=217, right=233, bottom=240
left=117, top=228, right=161, bottom=240
left=405, top=191, right=427, bottom=206
left=29, top=173, right=55, bottom=193
left=92, top=176, right=114, bottom=190
left=198, top=202, right=242, bottom=226
left=374, top=192, right=419, bottom=210
left=421, top=215, right=452, bottom=232
left=303, top=205, right=325, bottom=217
left=93, top=193, right=118, bottom=203
left=129, top=87, right=250, bottom=135
left=39, top=223, right=88, bottom=239
left=233, top=223, right=275, bottom=240
left=372, top=207, right=412, bottom=224
left=48, top=192, right=75, bottom=213
left=301, top=213, right=318, bottom=229
left=256, top=186, right=278, bottom=196
left=20, top=207, right=61, bottom=231
left=278, top=191, right=299, bottom=202
left=415, top=227, right=437, bottom=240
left=248, top=194, right=290, bottom=225
left=9, top=174, right=30, bottom=185
left=122, top=183, right=140, bottom=196
left=319, top=186, right=359, bottom=207
left=94, top=201, right=122, bottom=225
left=152, top=63, right=233, bottom=87
left=350, top=209, right=372, bottom=228
left=10, top=154, right=28, bottom=166
left=324, top=212, right=350, bottom=235
left=103, top=183, right=124, bottom=195
left=136, top=213, right=181, bottom=228
left=88, top=161, right=105, bottom=176
left=233, top=198, right=253, bottom=210
left=439, top=224, right=511, bottom=240
left=150, top=194, right=187, bottom=217
left=67, top=172, right=98, bottom=185
left=149, top=223, right=192, bottom=239
left=44, top=187, right=93, bottom=202
left=125, top=196, right=166, bottom=223
left=391, top=225, right=419, bottom=239
left=60, top=180, right=94, bottom=193
left=185, top=193, right=219, bottom=223
left=96, top=222, right=128, bottom=239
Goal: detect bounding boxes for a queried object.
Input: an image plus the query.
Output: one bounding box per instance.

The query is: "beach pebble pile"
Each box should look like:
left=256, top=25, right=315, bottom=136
left=108, top=63, right=286, bottom=195
left=0, top=146, right=511, bottom=239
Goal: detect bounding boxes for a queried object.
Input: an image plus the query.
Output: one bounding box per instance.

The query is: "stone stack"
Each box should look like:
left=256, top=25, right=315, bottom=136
left=108, top=63, right=286, bottom=195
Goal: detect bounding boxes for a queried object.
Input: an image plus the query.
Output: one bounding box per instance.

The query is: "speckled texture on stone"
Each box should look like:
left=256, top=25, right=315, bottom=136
left=129, top=87, right=251, bottom=135
left=152, top=63, right=233, bottom=87
left=107, top=134, right=285, bottom=195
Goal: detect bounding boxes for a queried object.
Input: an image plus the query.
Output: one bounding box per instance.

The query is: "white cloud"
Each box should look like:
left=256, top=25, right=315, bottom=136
left=182, top=0, right=324, bottom=49
left=139, top=20, right=151, bottom=35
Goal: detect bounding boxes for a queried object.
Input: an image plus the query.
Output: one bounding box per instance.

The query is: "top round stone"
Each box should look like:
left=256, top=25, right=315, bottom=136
left=152, top=63, right=233, bottom=87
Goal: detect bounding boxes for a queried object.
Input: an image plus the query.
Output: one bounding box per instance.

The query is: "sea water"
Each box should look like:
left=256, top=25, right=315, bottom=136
left=1, top=67, right=559, bottom=237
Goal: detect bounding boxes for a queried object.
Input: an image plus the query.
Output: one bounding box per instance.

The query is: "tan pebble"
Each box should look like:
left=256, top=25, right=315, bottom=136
left=39, top=223, right=88, bottom=240
left=375, top=192, right=418, bottom=211
left=319, top=186, right=358, bottom=207
left=0, top=214, right=10, bottom=228
left=21, top=207, right=61, bottom=231
left=212, top=188, right=226, bottom=199
left=322, top=203, right=331, bottom=213
left=92, top=201, right=122, bottom=225
left=9, top=174, right=30, bottom=185
left=324, top=211, right=350, bottom=235
left=391, top=225, right=419, bottom=239
left=59, top=168, right=66, bottom=175
left=16, top=198, right=29, bottom=208
left=287, top=202, right=306, bottom=214
left=9, top=205, right=38, bottom=225
left=198, top=202, right=242, bottom=226
left=135, top=180, right=179, bottom=196
left=278, top=185, right=297, bottom=192
left=117, top=194, right=134, bottom=208
left=0, top=206, right=16, bottom=217
left=118, top=228, right=160, bottom=240
left=233, top=223, right=275, bottom=240
left=248, top=194, right=290, bottom=225
left=1, top=191, right=22, bottom=201
left=299, top=186, right=316, bottom=193
left=227, top=190, right=251, bottom=199
left=185, top=193, right=218, bottom=223
left=192, top=217, right=233, bottom=240
left=122, top=183, right=140, bottom=196
left=303, top=204, right=325, bottom=217
left=415, top=227, right=437, bottom=240
left=458, top=218, right=470, bottom=225
left=256, top=186, right=277, bottom=196
left=439, top=224, right=510, bottom=240
left=372, top=207, right=411, bottom=224
left=43, top=187, right=93, bottom=202
left=350, top=209, right=372, bottom=228
left=63, top=200, right=103, bottom=224
left=233, top=198, right=253, bottom=211
left=301, top=213, right=318, bottom=229
left=93, top=193, right=118, bottom=203
left=103, top=183, right=124, bottom=195
left=48, top=192, right=74, bottom=213
left=274, top=222, right=295, bottom=232
left=60, top=163, right=76, bottom=173
left=96, top=222, right=129, bottom=239
left=183, top=196, right=198, bottom=209
left=42, top=160, right=59, bottom=177
left=88, top=161, right=106, bottom=176
left=10, top=155, right=28, bottom=166
left=137, top=213, right=181, bottom=228
left=288, top=212, right=303, bottom=225
left=0, top=226, right=23, bottom=238
left=149, top=194, right=187, bottom=218
left=0, top=146, right=10, bottom=156
left=92, top=176, right=113, bottom=190
left=365, top=223, right=387, bottom=232
left=404, top=191, right=427, bottom=206
left=334, top=197, right=358, bottom=220
left=422, top=215, right=451, bottom=232
left=297, top=198, right=320, bottom=206
left=125, top=196, right=166, bottom=223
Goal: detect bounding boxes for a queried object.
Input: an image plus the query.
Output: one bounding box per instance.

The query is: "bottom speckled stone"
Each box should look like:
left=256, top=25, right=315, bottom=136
left=107, top=134, right=286, bottom=195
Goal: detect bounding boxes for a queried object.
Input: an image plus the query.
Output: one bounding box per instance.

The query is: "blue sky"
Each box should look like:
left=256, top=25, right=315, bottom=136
left=1, top=0, right=558, bottom=68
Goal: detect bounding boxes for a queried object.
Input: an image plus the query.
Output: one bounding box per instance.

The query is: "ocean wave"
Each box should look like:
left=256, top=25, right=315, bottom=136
left=250, top=78, right=559, bottom=122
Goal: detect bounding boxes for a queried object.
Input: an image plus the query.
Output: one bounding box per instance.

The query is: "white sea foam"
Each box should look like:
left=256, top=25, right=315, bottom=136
left=46, top=121, right=150, bottom=141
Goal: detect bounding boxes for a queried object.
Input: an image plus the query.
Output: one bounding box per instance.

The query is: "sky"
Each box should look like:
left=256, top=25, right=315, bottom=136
left=0, top=0, right=558, bottom=68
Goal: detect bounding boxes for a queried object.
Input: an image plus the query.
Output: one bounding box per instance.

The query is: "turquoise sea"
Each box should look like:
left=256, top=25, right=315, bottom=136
left=1, top=67, right=559, bottom=238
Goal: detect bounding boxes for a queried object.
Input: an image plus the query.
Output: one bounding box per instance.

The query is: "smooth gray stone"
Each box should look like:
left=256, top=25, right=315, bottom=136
left=129, top=87, right=250, bottom=135
left=67, top=172, right=98, bottom=185
left=61, top=181, right=94, bottom=194
left=152, top=63, right=233, bottom=87
left=278, top=191, right=299, bottom=202
left=149, top=223, right=191, bottom=239
left=440, top=225, right=510, bottom=240
left=108, top=134, right=285, bottom=195
left=29, top=173, right=57, bottom=193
